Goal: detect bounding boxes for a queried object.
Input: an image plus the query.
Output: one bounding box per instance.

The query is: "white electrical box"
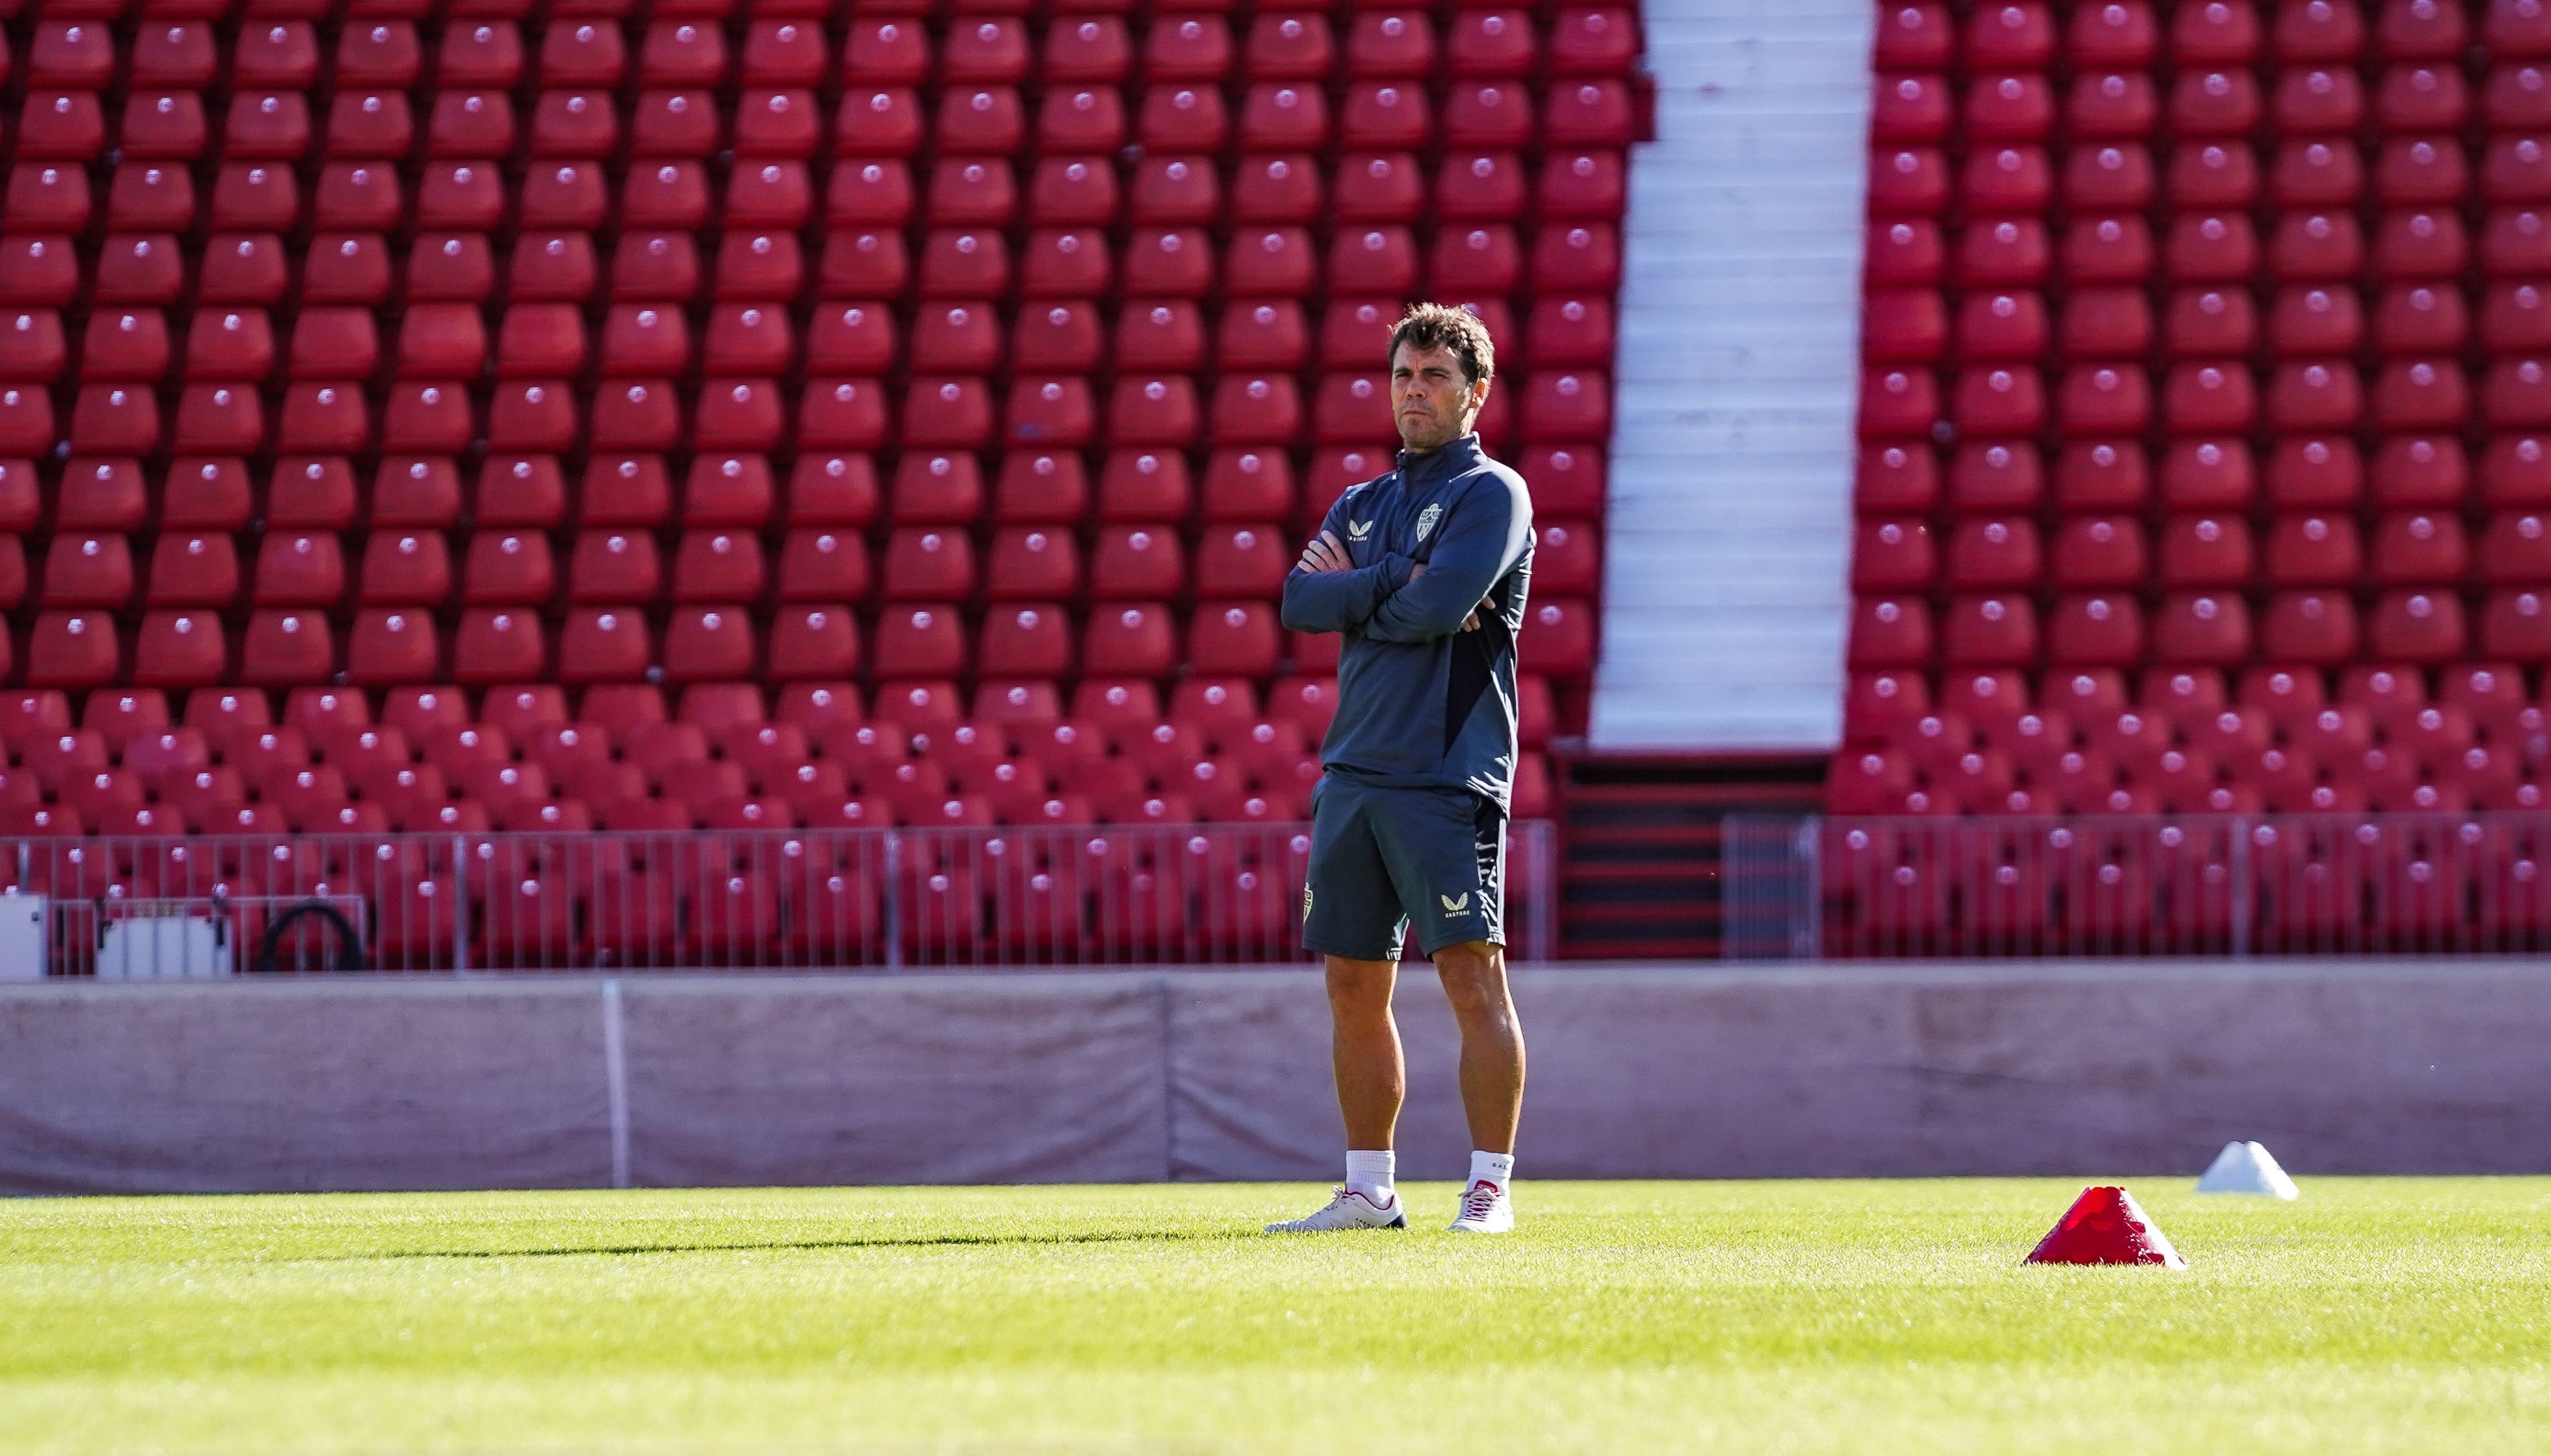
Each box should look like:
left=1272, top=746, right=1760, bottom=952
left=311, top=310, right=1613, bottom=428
left=96, top=914, right=231, bottom=980
left=0, top=892, right=42, bottom=981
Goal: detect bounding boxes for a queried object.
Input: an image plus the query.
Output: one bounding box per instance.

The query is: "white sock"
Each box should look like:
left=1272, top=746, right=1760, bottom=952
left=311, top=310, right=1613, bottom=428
left=1345, top=1150, right=1396, bottom=1207
left=1470, top=1150, right=1515, bottom=1190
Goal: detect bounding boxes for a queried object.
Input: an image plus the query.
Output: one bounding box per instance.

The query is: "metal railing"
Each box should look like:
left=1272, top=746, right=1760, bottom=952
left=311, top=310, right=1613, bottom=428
left=1726, top=811, right=2551, bottom=959
left=1, top=819, right=1558, bottom=977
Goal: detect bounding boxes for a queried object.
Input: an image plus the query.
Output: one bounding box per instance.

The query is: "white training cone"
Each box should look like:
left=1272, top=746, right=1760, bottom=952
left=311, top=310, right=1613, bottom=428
left=2196, top=1141, right=2300, bottom=1199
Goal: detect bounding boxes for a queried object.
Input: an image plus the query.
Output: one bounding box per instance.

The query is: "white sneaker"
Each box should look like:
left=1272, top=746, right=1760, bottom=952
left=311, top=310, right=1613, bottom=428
left=1264, top=1187, right=1408, bottom=1232
left=1447, top=1179, right=1513, bottom=1234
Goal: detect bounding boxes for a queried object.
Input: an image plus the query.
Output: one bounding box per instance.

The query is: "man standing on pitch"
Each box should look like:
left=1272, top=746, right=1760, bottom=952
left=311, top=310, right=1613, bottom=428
left=1267, top=304, right=1535, bottom=1236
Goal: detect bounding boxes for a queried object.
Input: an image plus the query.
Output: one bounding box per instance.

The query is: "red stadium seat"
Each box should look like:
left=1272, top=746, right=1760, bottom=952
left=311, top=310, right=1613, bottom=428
left=2045, top=594, right=2142, bottom=665
left=873, top=606, right=966, bottom=681
left=559, top=607, right=652, bottom=683
left=765, top=607, right=858, bottom=683
left=1973, top=1, right=2059, bottom=65
left=1848, top=597, right=1933, bottom=668
left=1946, top=441, right=2043, bottom=511
left=843, top=20, right=926, bottom=85
left=2484, top=589, right=2551, bottom=658
left=2153, top=592, right=2254, bottom=664
left=2483, top=510, right=2551, bottom=581
left=1939, top=520, right=2040, bottom=597
left=241, top=610, right=335, bottom=687
left=2266, top=513, right=2364, bottom=583
left=2049, top=516, right=2150, bottom=587
left=2262, top=590, right=2361, bottom=662
left=1034, top=157, right=1120, bottom=226
left=2370, top=590, right=2470, bottom=662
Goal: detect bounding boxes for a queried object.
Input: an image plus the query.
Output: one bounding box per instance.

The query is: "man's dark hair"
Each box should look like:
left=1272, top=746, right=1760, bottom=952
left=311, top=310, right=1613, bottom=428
left=1388, top=303, right=1496, bottom=386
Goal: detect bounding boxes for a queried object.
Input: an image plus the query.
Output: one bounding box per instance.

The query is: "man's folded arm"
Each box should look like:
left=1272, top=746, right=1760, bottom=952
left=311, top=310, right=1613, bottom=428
left=1281, top=555, right=1412, bottom=633
left=1362, top=485, right=1530, bottom=643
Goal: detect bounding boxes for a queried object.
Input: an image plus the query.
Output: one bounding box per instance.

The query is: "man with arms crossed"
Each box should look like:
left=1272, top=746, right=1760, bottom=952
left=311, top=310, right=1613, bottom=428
left=1268, top=304, right=1535, bottom=1236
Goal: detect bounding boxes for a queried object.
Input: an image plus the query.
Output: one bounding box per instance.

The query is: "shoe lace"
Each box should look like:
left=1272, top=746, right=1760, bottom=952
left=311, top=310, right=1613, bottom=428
left=1460, top=1181, right=1501, bottom=1221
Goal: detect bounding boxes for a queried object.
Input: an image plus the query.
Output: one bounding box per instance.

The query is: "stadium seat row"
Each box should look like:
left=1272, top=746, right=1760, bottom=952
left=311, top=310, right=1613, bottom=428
left=825, top=152, right=1628, bottom=226
left=1867, top=208, right=2551, bottom=284
left=0, top=590, right=1600, bottom=684
left=1847, top=586, right=2551, bottom=666
left=0, top=669, right=1559, bottom=757
left=1, top=513, right=1601, bottom=605
left=1, top=729, right=1336, bottom=829
left=0, top=80, right=1640, bottom=162
left=0, top=368, right=1607, bottom=455
left=1873, top=0, right=2538, bottom=68
left=815, top=12, right=1644, bottom=83
left=1867, top=283, right=2549, bottom=366
left=1831, top=748, right=2547, bottom=816
left=1848, top=659, right=2551, bottom=733
left=0, top=682, right=1562, bottom=812
left=0, top=744, right=1560, bottom=836
left=0, top=439, right=1607, bottom=525
left=0, top=11, right=1639, bottom=96
left=1861, top=359, right=2551, bottom=437
left=1858, top=437, right=2551, bottom=512
left=1873, top=63, right=2551, bottom=140
left=1865, top=696, right=2542, bottom=758
left=1852, top=510, right=2551, bottom=589
left=1833, top=682, right=2551, bottom=815
left=0, top=149, right=1631, bottom=234
left=0, top=217, right=1625, bottom=298
left=1874, top=139, right=2551, bottom=217
left=0, top=295, right=1612, bottom=377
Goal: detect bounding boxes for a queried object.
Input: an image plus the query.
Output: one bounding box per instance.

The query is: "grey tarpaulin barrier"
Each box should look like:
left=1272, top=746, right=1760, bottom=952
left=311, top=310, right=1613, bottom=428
left=0, top=979, right=613, bottom=1194
left=620, top=974, right=1171, bottom=1187
left=5, top=961, right=2551, bottom=1194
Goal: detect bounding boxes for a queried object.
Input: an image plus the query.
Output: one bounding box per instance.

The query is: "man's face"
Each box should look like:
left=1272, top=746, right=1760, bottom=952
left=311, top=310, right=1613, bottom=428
left=1390, top=341, right=1488, bottom=452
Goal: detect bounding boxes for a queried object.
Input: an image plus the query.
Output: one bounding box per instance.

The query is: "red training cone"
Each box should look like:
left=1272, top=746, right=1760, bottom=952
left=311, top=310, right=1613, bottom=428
left=2024, top=1186, right=2187, bottom=1269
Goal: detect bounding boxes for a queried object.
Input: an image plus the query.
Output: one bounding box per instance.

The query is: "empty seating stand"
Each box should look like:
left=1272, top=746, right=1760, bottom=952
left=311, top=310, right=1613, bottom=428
left=1846, top=0, right=2551, bottom=826
left=0, top=0, right=1639, bottom=877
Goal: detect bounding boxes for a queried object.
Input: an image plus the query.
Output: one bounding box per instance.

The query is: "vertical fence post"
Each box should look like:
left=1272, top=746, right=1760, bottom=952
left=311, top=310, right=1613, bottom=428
left=1792, top=817, right=1822, bottom=959
left=22, top=840, right=40, bottom=977
left=450, top=833, right=472, bottom=975
left=882, top=830, right=903, bottom=971
left=2230, top=815, right=2252, bottom=958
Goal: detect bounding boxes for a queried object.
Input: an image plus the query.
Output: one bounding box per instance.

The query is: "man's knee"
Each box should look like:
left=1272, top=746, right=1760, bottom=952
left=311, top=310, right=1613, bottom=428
left=1431, top=940, right=1509, bottom=1015
left=1325, top=955, right=1397, bottom=1017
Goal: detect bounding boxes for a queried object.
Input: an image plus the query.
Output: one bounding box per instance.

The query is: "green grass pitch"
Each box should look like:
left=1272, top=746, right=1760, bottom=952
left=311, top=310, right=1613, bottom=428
left=3, top=1178, right=2548, bottom=1453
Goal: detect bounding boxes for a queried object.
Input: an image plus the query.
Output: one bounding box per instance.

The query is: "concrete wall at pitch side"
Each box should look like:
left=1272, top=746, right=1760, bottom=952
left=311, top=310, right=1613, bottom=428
left=2, top=961, right=2544, bottom=1193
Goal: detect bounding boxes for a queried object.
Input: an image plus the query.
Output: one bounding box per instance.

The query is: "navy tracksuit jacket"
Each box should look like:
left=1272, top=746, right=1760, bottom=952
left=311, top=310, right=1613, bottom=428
left=1277, top=433, right=1535, bottom=813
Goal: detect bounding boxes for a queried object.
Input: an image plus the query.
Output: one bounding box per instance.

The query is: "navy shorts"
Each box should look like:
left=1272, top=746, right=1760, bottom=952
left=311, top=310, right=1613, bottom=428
left=1300, top=775, right=1506, bottom=961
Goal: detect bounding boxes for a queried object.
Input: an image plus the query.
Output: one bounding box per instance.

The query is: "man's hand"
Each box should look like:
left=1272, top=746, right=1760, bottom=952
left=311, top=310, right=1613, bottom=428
left=1297, top=531, right=1352, bottom=575
left=1401, top=561, right=1492, bottom=630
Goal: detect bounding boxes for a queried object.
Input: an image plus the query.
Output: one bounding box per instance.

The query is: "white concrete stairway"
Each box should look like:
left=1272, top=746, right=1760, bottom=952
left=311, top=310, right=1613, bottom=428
left=1586, top=0, right=1874, bottom=753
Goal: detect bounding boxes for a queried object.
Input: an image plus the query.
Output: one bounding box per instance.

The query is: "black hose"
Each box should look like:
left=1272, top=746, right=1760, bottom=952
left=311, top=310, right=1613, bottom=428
left=255, top=901, right=366, bottom=976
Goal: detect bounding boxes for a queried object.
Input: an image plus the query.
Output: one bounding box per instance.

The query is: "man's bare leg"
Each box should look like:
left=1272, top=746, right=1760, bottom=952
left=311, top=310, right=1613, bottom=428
left=1265, top=954, right=1411, bottom=1232
left=1327, top=954, right=1404, bottom=1149
left=1433, top=938, right=1523, bottom=1231
left=1431, top=939, right=1524, bottom=1154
